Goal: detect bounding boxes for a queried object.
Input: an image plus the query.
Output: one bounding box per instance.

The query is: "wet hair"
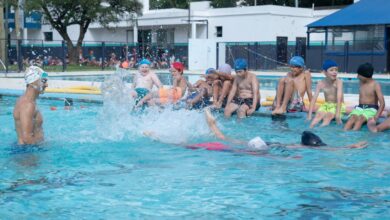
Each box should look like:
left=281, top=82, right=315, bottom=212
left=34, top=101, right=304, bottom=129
left=301, top=131, right=327, bottom=147
left=357, top=63, right=374, bottom=78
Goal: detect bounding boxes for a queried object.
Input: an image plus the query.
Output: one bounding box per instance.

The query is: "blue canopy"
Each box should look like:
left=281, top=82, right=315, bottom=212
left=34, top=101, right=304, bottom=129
left=308, top=0, right=390, bottom=28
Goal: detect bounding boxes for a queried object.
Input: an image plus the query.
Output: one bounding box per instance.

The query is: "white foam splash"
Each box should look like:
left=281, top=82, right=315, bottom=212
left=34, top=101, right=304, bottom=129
left=96, top=69, right=210, bottom=144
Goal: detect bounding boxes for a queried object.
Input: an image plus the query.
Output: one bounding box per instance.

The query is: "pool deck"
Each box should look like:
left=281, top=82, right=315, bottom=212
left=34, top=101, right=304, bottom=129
left=1, top=70, right=390, bottom=106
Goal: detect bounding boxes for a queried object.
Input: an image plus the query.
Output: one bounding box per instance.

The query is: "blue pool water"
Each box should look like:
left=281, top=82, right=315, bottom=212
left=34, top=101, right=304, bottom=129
left=52, top=73, right=390, bottom=95
left=1, top=95, right=389, bottom=219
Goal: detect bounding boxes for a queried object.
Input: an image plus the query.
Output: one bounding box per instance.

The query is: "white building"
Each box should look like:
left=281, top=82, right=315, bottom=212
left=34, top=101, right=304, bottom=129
left=22, top=1, right=337, bottom=43
left=16, top=0, right=341, bottom=70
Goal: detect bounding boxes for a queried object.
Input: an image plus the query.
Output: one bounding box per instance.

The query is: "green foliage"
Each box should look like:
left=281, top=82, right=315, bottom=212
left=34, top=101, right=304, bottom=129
left=150, top=0, right=189, bottom=9
left=210, top=0, right=237, bottom=8
left=26, top=0, right=142, bottom=28
left=25, top=0, right=142, bottom=63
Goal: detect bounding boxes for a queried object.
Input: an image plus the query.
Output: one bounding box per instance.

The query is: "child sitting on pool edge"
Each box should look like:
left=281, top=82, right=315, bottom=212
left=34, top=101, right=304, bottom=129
left=135, top=62, right=187, bottom=107
left=184, top=68, right=214, bottom=109
left=344, top=63, right=385, bottom=131
left=307, top=60, right=345, bottom=128
left=272, top=56, right=313, bottom=115
left=131, top=59, right=163, bottom=104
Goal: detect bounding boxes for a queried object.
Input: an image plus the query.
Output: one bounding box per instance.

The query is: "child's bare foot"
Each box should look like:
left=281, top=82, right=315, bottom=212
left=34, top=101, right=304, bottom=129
left=212, top=101, right=222, bottom=109
left=272, top=108, right=286, bottom=115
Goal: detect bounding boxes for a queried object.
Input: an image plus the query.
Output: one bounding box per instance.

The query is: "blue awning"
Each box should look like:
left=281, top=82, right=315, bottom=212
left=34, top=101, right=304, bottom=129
left=308, top=0, right=390, bottom=28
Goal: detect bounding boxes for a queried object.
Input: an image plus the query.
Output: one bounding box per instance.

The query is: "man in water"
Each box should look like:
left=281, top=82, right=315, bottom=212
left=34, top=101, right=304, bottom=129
left=13, top=66, right=48, bottom=145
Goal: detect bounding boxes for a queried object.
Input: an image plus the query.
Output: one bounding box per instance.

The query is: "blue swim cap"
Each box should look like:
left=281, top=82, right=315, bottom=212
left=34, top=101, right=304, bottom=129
left=234, top=58, right=247, bottom=70
left=289, top=56, right=305, bottom=67
left=205, top=68, right=216, bottom=75
left=41, top=72, right=49, bottom=79
left=322, top=59, right=338, bottom=71
left=139, top=59, right=151, bottom=66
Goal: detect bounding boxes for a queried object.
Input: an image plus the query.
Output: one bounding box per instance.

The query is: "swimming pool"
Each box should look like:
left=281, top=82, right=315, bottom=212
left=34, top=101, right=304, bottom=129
left=51, top=73, right=390, bottom=96
left=1, top=95, right=389, bottom=218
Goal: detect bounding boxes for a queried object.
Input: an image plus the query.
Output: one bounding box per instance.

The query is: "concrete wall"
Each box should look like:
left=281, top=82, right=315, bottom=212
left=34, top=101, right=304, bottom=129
left=188, top=39, right=217, bottom=70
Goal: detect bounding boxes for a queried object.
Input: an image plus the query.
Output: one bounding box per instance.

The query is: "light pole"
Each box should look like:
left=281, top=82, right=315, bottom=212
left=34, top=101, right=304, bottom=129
left=5, top=0, right=9, bottom=73
left=187, top=0, right=191, bottom=40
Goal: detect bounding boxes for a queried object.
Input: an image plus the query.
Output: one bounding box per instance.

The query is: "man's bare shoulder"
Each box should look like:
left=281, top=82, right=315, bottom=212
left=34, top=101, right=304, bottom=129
left=19, top=99, right=36, bottom=114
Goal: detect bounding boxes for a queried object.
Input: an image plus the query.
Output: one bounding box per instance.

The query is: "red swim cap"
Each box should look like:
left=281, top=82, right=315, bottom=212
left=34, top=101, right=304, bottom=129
left=172, top=62, right=184, bottom=73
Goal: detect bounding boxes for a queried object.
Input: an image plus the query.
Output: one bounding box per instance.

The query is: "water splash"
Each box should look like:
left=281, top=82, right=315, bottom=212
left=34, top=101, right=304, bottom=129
left=97, top=69, right=210, bottom=144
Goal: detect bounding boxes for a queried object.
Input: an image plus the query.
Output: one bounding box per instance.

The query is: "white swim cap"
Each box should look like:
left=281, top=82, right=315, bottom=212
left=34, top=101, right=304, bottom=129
left=248, top=136, right=269, bottom=150
left=24, top=66, right=47, bottom=84
left=218, top=63, right=232, bottom=75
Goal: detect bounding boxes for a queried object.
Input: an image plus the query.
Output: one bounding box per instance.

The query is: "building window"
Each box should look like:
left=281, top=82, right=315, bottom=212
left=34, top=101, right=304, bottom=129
left=44, top=32, right=53, bottom=41
left=216, top=26, right=223, bottom=37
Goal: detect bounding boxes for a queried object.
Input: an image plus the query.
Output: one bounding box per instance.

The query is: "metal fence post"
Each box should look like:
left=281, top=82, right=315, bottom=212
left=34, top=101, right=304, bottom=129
left=247, top=43, right=250, bottom=69
left=62, top=41, right=66, bottom=72
left=370, top=40, right=374, bottom=65
left=320, top=41, right=324, bottom=68
left=216, top=42, right=219, bottom=69
left=102, top=41, right=105, bottom=70
left=255, top=42, right=258, bottom=70
left=17, top=39, right=23, bottom=72
left=344, top=41, right=349, bottom=73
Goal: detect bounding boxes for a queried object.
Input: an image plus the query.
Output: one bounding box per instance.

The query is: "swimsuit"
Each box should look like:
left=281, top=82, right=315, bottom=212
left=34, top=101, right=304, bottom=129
left=232, top=97, right=260, bottom=111
left=286, top=90, right=304, bottom=113
left=135, top=88, right=150, bottom=104
left=317, top=102, right=346, bottom=116
left=349, top=104, right=379, bottom=120
left=186, top=91, right=211, bottom=109
left=159, top=87, right=182, bottom=104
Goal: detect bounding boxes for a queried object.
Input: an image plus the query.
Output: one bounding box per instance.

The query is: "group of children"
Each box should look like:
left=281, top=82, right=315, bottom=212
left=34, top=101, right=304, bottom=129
left=128, top=56, right=389, bottom=132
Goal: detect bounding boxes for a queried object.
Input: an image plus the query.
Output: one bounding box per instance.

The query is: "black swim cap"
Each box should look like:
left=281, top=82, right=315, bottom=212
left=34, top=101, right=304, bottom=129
left=357, top=63, right=374, bottom=78
left=301, top=131, right=326, bottom=147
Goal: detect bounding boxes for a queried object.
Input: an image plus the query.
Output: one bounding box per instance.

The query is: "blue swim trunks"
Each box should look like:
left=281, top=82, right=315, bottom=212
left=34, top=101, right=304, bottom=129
left=135, top=88, right=150, bottom=104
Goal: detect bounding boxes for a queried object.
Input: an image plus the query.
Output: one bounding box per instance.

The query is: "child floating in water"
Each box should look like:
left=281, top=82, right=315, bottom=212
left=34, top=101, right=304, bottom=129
left=307, top=60, right=345, bottom=128
left=272, top=56, right=313, bottom=115
left=136, top=62, right=187, bottom=107
left=131, top=59, right=163, bottom=104
left=205, top=108, right=367, bottom=150
left=344, top=63, right=385, bottom=131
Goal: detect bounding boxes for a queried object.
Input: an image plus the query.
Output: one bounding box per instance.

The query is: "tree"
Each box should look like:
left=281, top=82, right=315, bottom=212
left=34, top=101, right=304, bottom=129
left=210, top=0, right=236, bottom=8
left=26, top=0, right=142, bottom=64
left=150, top=0, right=188, bottom=9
